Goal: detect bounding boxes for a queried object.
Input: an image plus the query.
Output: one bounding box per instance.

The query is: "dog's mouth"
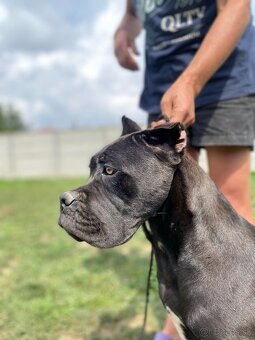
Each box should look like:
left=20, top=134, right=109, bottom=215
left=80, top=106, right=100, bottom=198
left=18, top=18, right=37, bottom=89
left=58, top=203, right=144, bottom=248
left=66, top=230, right=83, bottom=242
left=58, top=208, right=103, bottom=244
left=58, top=214, right=84, bottom=242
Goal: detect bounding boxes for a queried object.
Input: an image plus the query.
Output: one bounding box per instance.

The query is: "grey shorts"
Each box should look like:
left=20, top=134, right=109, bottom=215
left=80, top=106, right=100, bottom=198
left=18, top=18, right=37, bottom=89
left=148, top=95, right=255, bottom=150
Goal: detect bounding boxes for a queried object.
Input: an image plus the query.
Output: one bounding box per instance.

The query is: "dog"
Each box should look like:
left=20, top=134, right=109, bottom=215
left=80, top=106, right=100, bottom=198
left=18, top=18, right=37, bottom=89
left=58, top=116, right=255, bottom=340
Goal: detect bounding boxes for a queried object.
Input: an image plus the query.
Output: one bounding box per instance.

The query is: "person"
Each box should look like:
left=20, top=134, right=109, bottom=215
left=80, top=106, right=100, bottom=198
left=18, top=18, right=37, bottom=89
left=114, top=1, right=255, bottom=339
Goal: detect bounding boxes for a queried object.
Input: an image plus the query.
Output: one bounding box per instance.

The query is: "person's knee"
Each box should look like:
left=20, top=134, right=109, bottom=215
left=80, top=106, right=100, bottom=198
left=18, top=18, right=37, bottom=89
left=217, top=179, right=254, bottom=223
left=219, top=181, right=247, bottom=205
left=206, top=146, right=251, bottom=187
left=206, top=146, right=253, bottom=222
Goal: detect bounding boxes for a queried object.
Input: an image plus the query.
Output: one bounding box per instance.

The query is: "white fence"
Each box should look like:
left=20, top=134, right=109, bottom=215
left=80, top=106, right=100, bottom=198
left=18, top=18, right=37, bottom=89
left=0, top=127, right=121, bottom=178
left=0, top=128, right=254, bottom=178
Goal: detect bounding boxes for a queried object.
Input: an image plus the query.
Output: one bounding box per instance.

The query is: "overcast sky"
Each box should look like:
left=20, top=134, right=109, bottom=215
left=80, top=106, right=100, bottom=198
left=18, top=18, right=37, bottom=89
left=0, top=1, right=254, bottom=130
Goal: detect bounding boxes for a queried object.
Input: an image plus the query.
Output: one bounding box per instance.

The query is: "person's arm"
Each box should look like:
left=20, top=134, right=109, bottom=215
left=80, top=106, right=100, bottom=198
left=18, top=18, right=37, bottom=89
left=216, top=0, right=228, bottom=12
left=153, top=0, right=251, bottom=128
left=114, top=0, right=142, bottom=71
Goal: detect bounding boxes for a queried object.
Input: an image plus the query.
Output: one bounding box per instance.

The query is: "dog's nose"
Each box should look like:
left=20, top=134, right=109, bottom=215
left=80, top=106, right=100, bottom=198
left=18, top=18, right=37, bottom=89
left=60, top=191, right=76, bottom=207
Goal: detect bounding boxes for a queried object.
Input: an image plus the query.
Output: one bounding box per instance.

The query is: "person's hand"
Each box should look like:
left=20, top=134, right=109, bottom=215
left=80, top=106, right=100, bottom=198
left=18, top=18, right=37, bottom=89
left=151, top=75, right=197, bottom=128
left=114, top=28, right=140, bottom=71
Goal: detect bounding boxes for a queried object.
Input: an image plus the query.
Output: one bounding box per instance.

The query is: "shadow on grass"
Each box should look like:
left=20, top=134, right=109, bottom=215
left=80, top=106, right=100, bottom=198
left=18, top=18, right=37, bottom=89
left=88, top=311, right=155, bottom=340
left=83, top=247, right=165, bottom=340
left=83, top=247, right=152, bottom=290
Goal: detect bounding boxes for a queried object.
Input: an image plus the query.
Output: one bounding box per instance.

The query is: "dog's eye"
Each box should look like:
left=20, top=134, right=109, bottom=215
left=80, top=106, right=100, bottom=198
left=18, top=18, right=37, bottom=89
left=103, top=166, right=116, bottom=176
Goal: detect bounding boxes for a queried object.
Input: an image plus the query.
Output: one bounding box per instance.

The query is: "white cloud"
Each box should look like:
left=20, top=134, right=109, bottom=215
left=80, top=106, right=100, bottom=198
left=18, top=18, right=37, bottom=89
left=5, top=51, right=70, bottom=81
left=79, top=2, right=121, bottom=81
left=0, top=4, right=8, bottom=23
left=0, top=1, right=145, bottom=130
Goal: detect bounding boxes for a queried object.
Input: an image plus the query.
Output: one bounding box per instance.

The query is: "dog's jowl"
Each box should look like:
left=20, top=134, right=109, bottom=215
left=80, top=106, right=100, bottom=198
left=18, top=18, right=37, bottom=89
left=58, top=116, right=255, bottom=340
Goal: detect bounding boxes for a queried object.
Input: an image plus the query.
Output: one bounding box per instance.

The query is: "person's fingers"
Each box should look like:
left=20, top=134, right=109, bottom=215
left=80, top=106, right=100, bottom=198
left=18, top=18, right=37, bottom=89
left=160, top=93, right=172, bottom=118
left=115, top=43, right=139, bottom=70
left=170, top=111, right=195, bottom=128
left=130, top=40, right=140, bottom=56
left=114, top=31, right=139, bottom=71
left=119, top=52, right=139, bottom=70
left=160, top=95, right=195, bottom=128
left=151, top=112, right=194, bottom=128
left=151, top=119, right=167, bottom=127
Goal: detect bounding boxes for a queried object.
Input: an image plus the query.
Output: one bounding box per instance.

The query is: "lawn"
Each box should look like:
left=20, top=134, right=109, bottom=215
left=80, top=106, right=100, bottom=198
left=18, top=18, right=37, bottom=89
left=0, top=178, right=165, bottom=340
left=0, top=175, right=255, bottom=340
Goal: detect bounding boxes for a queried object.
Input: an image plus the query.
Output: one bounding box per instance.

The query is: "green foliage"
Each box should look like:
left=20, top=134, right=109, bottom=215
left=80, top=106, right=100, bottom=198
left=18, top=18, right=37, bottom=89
left=0, top=105, right=26, bottom=132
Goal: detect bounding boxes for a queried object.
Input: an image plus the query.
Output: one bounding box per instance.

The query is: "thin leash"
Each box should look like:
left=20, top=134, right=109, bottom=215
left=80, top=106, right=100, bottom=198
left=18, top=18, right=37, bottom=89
left=139, top=245, right=154, bottom=340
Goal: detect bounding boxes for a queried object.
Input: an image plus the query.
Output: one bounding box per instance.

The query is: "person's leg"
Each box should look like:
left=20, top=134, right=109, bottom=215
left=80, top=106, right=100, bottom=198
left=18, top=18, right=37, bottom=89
left=189, top=95, right=255, bottom=225
left=206, top=146, right=254, bottom=224
left=155, top=319, right=180, bottom=340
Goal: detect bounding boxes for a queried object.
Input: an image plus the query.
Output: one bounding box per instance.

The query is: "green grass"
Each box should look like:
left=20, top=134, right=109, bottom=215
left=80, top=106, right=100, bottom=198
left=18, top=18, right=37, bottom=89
left=0, top=178, right=165, bottom=340
left=0, top=175, right=255, bottom=340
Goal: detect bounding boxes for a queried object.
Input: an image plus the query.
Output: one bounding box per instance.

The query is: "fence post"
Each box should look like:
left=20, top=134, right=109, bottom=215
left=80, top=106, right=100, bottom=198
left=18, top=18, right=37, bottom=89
left=7, top=133, right=15, bottom=178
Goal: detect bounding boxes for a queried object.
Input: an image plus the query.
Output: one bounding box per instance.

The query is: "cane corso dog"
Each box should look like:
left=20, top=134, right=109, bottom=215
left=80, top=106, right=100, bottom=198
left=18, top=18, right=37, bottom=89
left=58, top=117, right=255, bottom=340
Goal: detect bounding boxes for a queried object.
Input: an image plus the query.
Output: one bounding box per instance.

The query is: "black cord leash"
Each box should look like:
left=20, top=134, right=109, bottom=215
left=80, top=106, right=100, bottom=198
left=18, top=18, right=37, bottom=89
left=139, top=246, right=154, bottom=340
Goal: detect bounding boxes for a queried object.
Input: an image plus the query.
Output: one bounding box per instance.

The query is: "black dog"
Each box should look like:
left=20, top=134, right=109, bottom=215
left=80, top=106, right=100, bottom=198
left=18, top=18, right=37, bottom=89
left=58, top=117, right=255, bottom=340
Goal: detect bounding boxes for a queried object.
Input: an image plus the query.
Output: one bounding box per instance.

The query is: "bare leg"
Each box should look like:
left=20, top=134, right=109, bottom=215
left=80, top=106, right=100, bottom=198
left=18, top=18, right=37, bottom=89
left=206, top=146, right=254, bottom=224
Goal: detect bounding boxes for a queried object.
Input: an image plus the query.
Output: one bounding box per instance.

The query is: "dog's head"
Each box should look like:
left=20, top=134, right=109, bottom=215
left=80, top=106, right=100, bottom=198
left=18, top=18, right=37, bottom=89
left=58, top=117, right=187, bottom=248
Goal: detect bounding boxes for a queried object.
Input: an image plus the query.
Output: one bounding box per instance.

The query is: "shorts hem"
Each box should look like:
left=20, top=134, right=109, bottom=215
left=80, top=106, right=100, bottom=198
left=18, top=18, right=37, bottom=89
left=189, top=136, right=254, bottom=150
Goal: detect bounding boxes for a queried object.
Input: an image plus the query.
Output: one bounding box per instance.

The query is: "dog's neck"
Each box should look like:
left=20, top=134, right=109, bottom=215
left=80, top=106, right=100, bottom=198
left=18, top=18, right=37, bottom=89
left=175, top=153, right=244, bottom=235
left=158, top=153, right=242, bottom=238
left=146, top=153, right=245, bottom=301
left=145, top=153, right=248, bottom=319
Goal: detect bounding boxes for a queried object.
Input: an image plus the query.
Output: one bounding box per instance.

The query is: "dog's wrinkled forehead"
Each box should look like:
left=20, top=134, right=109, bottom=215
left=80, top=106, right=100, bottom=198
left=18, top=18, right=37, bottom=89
left=89, top=117, right=187, bottom=176
left=90, top=134, right=140, bottom=171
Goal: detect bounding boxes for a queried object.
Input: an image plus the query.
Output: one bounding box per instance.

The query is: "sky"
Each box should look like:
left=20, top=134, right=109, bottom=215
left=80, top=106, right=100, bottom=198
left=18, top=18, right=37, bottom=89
left=0, top=0, right=145, bottom=130
left=0, top=1, right=254, bottom=130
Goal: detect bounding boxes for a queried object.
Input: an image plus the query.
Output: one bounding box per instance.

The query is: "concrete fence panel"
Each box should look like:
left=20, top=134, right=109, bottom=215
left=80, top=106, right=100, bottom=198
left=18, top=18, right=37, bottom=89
left=0, top=128, right=254, bottom=178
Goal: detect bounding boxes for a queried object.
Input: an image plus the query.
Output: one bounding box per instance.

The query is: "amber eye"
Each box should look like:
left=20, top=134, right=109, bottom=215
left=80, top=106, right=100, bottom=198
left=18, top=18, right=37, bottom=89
left=103, top=166, right=115, bottom=175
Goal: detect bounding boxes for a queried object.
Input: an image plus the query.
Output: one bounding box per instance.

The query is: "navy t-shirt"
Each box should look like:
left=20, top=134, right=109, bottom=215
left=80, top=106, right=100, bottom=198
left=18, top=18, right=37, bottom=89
left=132, top=0, right=255, bottom=113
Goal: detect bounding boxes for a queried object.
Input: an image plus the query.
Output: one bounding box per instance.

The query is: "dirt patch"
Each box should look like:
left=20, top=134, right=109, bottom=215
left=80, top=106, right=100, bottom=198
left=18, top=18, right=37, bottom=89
left=1, top=258, right=17, bottom=277
left=59, top=335, right=84, bottom=340
left=0, top=205, right=15, bottom=219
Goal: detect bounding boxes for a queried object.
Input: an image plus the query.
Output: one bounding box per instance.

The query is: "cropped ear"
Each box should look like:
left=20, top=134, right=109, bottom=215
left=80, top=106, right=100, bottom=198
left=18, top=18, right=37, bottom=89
left=121, top=116, right=141, bottom=136
left=175, top=129, right=187, bottom=153
left=141, top=123, right=187, bottom=155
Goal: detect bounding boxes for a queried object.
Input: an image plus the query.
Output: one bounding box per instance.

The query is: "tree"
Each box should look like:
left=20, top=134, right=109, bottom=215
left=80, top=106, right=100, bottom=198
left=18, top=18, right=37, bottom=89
left=0, top=109, right=5, bottom=132
left=0, top=105, right=26, bottom=132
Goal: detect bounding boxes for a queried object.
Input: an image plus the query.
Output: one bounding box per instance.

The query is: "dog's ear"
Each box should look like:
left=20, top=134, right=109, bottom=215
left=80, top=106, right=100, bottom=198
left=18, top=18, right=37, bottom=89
left=121, top=116, right=141, bottom=136
left=175, top=128, right=187, bottom=153
left=141, top=123, right=187, bottom=158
